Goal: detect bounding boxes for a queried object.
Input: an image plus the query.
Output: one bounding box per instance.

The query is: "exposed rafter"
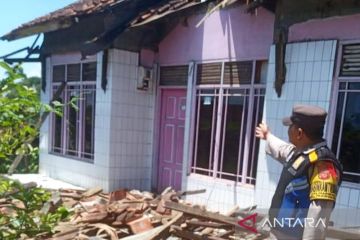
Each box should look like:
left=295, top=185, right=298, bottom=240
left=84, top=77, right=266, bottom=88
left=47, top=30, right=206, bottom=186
left=0, top=35, right=41, bottom=64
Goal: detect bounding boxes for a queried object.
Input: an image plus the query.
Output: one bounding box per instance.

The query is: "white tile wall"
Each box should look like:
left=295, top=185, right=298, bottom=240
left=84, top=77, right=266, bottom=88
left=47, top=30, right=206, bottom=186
left=106, top=49, right=155, bottom=192
left=40, top=52, right=113, bottom=191
left=185, top=174, right=256, bottom=213
left=255, top=40, right=337, bottom=208
left=331, top=185, right=360, bottom=227
left=40, top=50, right=155, bottom=192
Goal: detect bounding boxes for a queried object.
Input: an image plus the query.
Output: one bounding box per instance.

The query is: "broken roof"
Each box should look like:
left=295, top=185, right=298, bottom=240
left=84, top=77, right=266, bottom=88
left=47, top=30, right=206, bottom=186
left=1, top=0, right=275, bottom=57
left=3, top=0, right=261, bottom=41
left=130, top=0, right=207, bottom=27
left=1, top=0, right=124, bottom=41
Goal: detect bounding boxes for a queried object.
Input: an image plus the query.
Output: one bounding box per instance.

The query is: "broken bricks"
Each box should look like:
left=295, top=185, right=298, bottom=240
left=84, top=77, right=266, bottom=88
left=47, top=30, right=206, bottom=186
left=2, top=182, right=360, bottom=239
left=49, top=186, right=275, bottom=240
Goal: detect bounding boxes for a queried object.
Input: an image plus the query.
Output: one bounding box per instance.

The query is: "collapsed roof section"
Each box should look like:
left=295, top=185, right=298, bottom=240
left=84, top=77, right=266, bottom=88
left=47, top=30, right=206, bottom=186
left=1, top=0, right=221, bottom=56
left=1, top=0, right=274, bottom=56
left=1, top=0, right=125, bottom=41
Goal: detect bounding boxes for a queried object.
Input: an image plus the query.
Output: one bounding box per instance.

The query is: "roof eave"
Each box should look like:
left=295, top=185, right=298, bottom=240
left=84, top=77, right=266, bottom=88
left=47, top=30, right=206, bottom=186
left=1, top=18, right=75, bottom=41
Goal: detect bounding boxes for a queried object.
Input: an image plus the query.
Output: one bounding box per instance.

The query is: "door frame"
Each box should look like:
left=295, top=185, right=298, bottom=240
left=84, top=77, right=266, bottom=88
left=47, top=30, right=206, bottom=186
left=154, top=86, right=187, bottom=192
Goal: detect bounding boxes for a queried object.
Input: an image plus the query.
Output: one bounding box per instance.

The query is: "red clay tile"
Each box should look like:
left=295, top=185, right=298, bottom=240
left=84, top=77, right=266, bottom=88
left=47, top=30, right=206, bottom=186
left=127, top=216, right=154, bottom=234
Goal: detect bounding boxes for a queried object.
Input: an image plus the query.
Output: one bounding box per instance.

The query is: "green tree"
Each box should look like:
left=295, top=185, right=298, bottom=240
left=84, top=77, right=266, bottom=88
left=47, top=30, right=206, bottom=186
left=21, top=76, right=41, bottom=97
left=0, top=62, right=59, bottom=173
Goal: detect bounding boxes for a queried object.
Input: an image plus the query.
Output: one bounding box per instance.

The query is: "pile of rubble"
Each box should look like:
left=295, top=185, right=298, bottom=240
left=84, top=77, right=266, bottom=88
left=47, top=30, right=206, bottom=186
left=3, top=181, right=360, bottom=240
left=46, top=186, right=268, bottom=240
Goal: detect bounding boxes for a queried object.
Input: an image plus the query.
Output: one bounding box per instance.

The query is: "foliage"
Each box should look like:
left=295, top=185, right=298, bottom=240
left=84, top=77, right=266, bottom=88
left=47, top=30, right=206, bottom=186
left=0, top=178, right=71, bottom=239
left=0, top=62, right=55, bottom=173
left=21, top=76, right=41, bottom=97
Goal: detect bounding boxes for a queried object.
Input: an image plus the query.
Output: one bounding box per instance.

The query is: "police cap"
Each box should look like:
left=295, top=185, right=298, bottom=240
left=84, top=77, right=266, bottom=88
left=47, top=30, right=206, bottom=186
left=282, top=104, right=327, bottom=130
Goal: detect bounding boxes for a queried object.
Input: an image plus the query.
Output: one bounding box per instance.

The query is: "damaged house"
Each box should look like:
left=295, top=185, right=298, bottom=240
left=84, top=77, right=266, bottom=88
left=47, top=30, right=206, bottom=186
left=1, top=0, right=360, bottom=220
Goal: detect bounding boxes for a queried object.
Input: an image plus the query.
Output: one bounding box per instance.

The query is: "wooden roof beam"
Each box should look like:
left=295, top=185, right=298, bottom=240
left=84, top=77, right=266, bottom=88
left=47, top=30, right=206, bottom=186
left=1, top=18, right=74, bottom=41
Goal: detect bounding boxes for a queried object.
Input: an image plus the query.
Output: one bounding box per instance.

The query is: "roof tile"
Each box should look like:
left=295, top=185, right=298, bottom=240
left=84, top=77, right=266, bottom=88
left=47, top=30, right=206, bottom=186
left=3, top=0, right=119, bottom=40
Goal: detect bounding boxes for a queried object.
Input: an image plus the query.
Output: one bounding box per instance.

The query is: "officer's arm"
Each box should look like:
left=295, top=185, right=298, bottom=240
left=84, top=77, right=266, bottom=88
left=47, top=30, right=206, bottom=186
left=302, top=200, right=333, bottom=240
left=256, top=122, right=294, bottom=163
left=303, top=162, right=338, bottom=239
left=266, top=133, right=295, bottom=164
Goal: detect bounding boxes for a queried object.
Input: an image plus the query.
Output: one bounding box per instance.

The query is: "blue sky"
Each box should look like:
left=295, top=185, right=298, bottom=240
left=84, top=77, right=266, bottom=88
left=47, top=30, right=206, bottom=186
left=0, top=0, right=75, bottom=78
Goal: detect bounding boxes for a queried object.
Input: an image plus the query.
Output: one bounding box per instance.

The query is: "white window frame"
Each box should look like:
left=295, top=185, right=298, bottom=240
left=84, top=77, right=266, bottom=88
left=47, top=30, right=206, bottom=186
left=191, top=60, right=266, bottom=185
left=49, top=58, right=97, bottom=163
left=329, top=40, right=360, bottom=183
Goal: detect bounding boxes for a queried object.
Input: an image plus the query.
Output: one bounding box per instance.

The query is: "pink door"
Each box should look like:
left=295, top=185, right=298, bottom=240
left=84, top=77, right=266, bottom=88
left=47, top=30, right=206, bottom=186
left=158, top=89, right=186, bottom=192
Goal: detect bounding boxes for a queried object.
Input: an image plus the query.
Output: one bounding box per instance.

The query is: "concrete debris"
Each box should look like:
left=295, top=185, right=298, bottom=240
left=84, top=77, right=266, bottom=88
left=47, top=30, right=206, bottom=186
left=2, top=182, right=358, bottom=239
left=39, top=186, right=273, bottom=240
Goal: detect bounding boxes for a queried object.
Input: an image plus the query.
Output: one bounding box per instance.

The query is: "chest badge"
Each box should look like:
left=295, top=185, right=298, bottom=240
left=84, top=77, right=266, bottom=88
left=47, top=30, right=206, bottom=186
left=292, top=156, right=305, bottom=170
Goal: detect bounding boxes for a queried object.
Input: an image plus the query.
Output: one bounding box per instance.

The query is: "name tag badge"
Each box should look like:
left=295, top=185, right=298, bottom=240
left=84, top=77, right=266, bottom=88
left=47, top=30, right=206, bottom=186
left=292, top=156, right=305, bottom=170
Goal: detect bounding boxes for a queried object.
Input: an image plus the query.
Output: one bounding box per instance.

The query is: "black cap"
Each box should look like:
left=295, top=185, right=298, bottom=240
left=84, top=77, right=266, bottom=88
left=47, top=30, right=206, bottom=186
left=282, top=104, right=327, bottom=130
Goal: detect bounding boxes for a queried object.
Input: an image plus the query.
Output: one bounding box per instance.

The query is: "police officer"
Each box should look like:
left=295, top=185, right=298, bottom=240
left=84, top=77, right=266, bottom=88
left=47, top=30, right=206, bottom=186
left=255, top=104, right=342, bottom=240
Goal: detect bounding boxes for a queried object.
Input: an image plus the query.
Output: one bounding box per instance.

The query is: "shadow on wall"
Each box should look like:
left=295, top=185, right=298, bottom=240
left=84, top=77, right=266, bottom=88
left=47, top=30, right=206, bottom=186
left=158, top=13, right=205, bottom=64
left=155, top=3, right=275, bottom=202
left=218, top=5, right=275, bottom=204
left=154, top=12, right=206, bottom=192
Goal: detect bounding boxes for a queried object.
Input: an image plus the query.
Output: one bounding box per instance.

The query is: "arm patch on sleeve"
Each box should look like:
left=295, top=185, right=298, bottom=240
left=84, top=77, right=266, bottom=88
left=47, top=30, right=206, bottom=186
left=309, top=161, right=339, bottom=201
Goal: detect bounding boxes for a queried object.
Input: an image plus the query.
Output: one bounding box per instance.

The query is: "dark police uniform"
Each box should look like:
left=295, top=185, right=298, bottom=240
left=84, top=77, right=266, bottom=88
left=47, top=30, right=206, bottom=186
left=265, top=105, right=342, bottom=240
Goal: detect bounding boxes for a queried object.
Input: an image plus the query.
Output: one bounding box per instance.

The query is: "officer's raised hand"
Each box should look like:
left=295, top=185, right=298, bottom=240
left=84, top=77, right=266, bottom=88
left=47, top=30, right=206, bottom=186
left=255, top=122, right=270, bottom=140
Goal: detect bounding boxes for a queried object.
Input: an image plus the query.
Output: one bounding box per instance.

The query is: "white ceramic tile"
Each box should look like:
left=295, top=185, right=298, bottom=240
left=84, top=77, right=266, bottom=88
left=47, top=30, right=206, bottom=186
left=331, top=40, right=338, bottom=61
left=285, top=44, right=292, bottom=64
left=314, top=41, right=324, bottom=61
left=357, top=193, right=360, bottom=208
left=310, top=81, right=321, bottom=101
left=130, top=66, right=138, bottom=79
left=291, top=43, right=299, bottom=63
left=257, top=170, right=267, bottom=188
left=304, top=62, right=313, bottom=81
left=328, top=60, right=335, bottom=81
left=318, top=82, right=330, bottom=102
left=312, top=61, right=322, bottom=81
left=298, top=42, right=307, bottom=62
left=288, top=63, right=296, bottom=82
left=320, top=61, right=332, bottom=82
left=269, top=45, right=276, bottom=64
left=349, top=189, right=359, bottom=208
left=323, top=41, right=334, bottom=61
left=288, top=82, right=297, bottom=101
left=339, top=187, right=350, bottom=206
left=294, top=81, right=304, bottom=101
left=281, top=81, right=291, bottom=99
left=306, top=42, right=316, bottom=62
left=296, top=62, right=306, bottom=81
left=267, top=63, right=276, bottom=86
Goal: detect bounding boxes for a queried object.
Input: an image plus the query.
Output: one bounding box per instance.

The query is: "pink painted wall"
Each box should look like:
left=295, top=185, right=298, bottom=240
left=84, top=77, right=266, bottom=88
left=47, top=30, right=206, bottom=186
left=289, top=13, right=360, bottom=42
left=140, top=49, right=156, bottom=67
left=158, top=5, right=274, bottom=65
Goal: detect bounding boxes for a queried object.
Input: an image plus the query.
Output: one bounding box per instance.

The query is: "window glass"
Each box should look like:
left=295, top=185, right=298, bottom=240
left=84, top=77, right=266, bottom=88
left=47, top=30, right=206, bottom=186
left=255, top=60, right=268, bottom=84
left=340, top=44, right=360, bottom=77
left=247, top=92, right=265, bottom=184
left=218, top=94, right=248, bottom=181
left=193, top=93, right=217, bottom=175
left=160, top=65, right=188, bottom=86
left=332, top=92, right=345, bottom=155
left=51, top=62, right=96, bottom=162
left=66, top=86, right=80, bottom=156
left=197, top=63, right=222, bottom=84
left=349, top=82, right=360, bottom=90
left=83, top=85, right=96, bottom=159
left=224, top=61, right=253, bottom=85
left=192, top=61, right=266, bottom=185
left=339, top=82, right=346, bottom=90
left=67, top=64, right=81, bottom=82
left=53, top=65, right=65, bottom=82
left=53, top=88, right=63, bottom=152
left=333, top=88, right=360, bottom=183
left=82, top=62, right=97, bottom=82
